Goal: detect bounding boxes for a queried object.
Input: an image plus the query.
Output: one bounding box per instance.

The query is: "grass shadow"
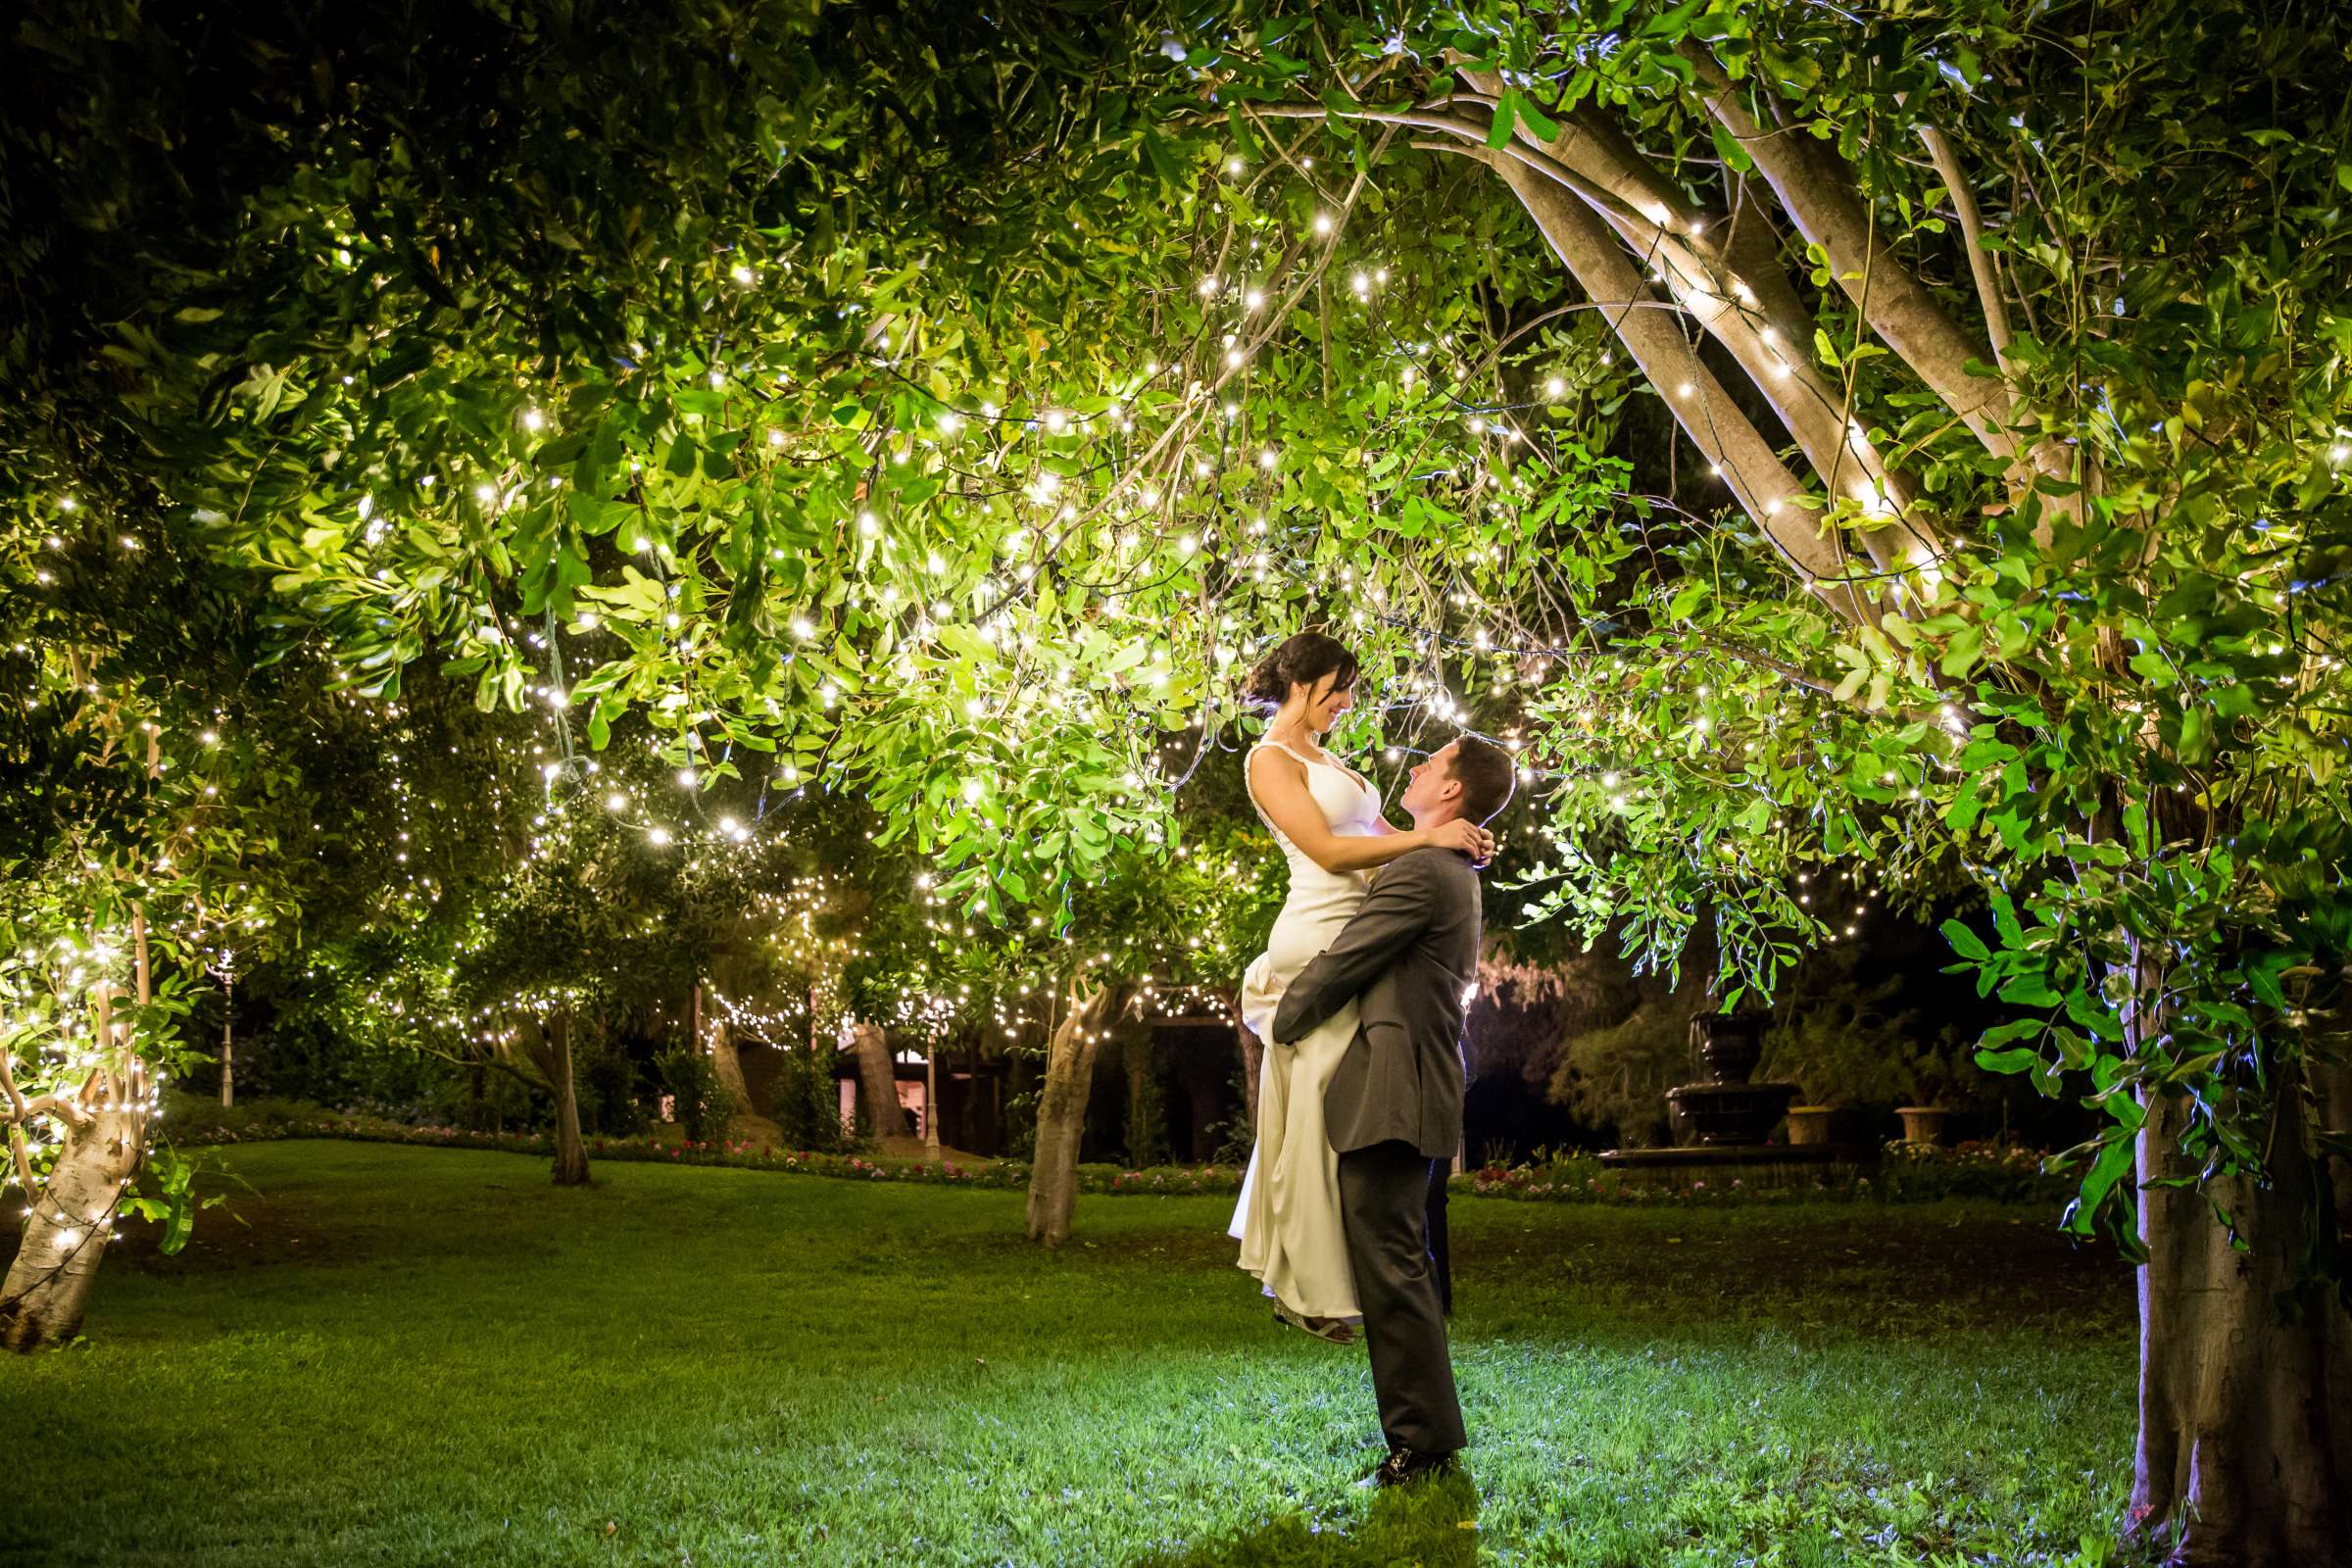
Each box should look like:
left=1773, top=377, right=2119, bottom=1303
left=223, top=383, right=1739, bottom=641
left=1128, top=1468, right=1480, bottom=1568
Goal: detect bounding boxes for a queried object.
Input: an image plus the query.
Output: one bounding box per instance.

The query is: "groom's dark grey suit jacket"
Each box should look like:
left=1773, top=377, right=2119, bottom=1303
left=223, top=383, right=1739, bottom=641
left=1270, top=846, right=1481, bottom=1161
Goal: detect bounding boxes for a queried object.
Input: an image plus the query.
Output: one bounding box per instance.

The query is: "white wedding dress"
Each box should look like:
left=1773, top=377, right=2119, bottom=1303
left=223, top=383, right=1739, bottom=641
left=1228, top=738, right=1385, bottom=1321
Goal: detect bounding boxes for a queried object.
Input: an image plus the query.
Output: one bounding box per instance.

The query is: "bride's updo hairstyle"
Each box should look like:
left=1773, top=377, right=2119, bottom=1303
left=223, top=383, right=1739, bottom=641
left=1243, top=631, right=1360, bottom=712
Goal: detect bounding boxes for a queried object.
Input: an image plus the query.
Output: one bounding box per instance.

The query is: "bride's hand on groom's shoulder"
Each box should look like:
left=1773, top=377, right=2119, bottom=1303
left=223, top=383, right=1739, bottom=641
left=1425, top=818, right=1496, bottom=865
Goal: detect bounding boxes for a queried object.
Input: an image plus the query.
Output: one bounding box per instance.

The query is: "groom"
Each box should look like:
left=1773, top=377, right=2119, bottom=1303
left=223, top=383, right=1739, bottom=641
left=1270, top=734, right=1514, bottom=1487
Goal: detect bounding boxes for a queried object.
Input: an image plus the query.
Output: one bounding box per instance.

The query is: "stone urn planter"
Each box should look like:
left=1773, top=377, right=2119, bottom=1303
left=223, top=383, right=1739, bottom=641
left=1785, top=1105, right=1834, bottom=1147
left=1896, top=1105, right=1949, bottom=1146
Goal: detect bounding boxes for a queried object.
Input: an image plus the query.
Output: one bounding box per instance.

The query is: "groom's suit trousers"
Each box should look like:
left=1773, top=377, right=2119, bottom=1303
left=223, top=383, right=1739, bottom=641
left=1339, top=1139, right=1467, bottom=1453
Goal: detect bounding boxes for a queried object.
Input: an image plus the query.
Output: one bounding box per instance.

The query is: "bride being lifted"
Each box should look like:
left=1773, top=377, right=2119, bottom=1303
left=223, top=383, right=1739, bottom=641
left=1228, top=632, right=1493, bottom=1344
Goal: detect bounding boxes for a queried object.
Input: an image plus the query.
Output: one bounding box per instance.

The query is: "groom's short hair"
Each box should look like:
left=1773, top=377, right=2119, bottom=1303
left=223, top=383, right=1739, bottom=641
left=1447, top=735, right=1515, bottom=825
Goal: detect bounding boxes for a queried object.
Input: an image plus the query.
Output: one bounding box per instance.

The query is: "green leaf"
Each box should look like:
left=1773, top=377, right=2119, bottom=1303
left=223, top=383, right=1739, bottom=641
left=2063, top=1137, right=2139, bottom=1239
left=1939, top=919, right=1989, bottom=961
left=1937, top=622, right=1984, bottom=678
left=1709, top=120, right=1754, bottom=174
left=1999, top=976, right=2063, bottom=1007
left=161, top=1194, right=195, bottom=1255
left=1487, top=91, right=1520, bottom=149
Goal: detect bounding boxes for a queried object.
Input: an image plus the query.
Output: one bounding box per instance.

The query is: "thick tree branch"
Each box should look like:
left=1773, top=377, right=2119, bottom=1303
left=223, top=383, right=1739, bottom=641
left=1477, top=151, right=1870, bottom=615
left=2, top=1093, right=88, bottom=1128
left=1720, top=169, right=1820, bottom=360
left=1449, top=71, right=1935, bottom=577
left=1920, top=123, right=2015, bottom=370
left=5, top=1126, right=33, bottom=1200
left=416, top=1041, right=544, bottom=1094
left=1679, top=42, right=2017, bottom=463
left=0, top=1045, right=94, bottom=1137
left=1249, top=101, right=1668, bottom=254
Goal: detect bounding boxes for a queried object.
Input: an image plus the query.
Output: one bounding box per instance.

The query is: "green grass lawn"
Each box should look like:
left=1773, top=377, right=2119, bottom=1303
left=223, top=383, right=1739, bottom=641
left=0, top=1143, right=2145, bottom=1567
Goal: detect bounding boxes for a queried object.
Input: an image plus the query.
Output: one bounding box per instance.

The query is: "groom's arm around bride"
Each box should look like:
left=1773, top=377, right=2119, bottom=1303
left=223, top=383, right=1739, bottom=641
left=1270, top=847, right=1477, bottom=1162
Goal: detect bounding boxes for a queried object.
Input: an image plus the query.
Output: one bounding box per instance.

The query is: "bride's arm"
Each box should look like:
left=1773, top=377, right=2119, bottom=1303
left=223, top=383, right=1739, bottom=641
left=1250, top=751, right=1486, bottom=873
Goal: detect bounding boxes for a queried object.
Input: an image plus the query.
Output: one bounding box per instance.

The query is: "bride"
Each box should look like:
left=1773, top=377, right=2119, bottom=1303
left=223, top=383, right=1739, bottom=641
left=1227, top=632, right=1493, bottom=1343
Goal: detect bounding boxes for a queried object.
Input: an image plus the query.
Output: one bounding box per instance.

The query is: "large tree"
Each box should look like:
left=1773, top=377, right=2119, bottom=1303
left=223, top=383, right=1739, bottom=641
left=1178, top=4, right=2350, bottom=1561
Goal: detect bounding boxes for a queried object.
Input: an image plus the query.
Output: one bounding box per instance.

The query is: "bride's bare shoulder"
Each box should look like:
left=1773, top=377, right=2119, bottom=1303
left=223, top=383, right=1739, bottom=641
left=1249, top=742, right=1309, bottom=785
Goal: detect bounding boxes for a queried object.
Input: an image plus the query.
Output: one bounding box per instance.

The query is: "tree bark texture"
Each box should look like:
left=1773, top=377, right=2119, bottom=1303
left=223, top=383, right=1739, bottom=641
left=540, top=1013, right=590, bottom=1188
left=1025, top=981, right=1134, bottom=1247
left=0, top=1096, right=144, bottom=1352
left=849, top=1020, right=904, bottom=1140
left=2126, top=973, right=2351, bottom=1566
left=1675, top=42, right=2015, bottom=456
left=708, top=1019, right=753, bottom=1112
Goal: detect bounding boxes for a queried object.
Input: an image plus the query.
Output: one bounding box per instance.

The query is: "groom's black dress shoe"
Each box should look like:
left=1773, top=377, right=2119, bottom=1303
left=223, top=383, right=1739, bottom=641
left=1369, top=1446, right=1459, bottom=1489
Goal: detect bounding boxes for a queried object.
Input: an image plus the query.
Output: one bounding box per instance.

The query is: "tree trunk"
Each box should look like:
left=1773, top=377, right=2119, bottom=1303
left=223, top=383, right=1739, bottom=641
left=849, top=1019, right=904, bottom=1141
left=0, top=1095, right=144, bottom=1352
left=547, top=1013, right=590, bottom=1188
left=1025, top=981, right=1134, bottom=1246
left=2125, top=973, right=2351, bottom=1565
left=708, top=1018, right=753, bottom=1111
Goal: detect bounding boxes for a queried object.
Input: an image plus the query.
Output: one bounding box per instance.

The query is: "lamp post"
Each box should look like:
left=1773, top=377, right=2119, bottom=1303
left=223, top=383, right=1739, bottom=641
left=923, top=1043, right=941, bottom=1159
left=219, top=967, right=234, bottom=1108
left=209, top=939, right=239, bottom=1108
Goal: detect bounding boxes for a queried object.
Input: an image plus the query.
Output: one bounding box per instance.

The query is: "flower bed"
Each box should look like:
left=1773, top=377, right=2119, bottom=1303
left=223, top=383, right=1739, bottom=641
left=1462, top=1139, right=2080, bottom=1207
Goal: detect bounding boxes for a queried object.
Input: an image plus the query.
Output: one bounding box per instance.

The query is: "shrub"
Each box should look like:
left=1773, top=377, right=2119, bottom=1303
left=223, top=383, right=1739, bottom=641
left=1757, top=973, right=1983, bottom=1113
left=653, top=1047, right=738, bottom=1141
